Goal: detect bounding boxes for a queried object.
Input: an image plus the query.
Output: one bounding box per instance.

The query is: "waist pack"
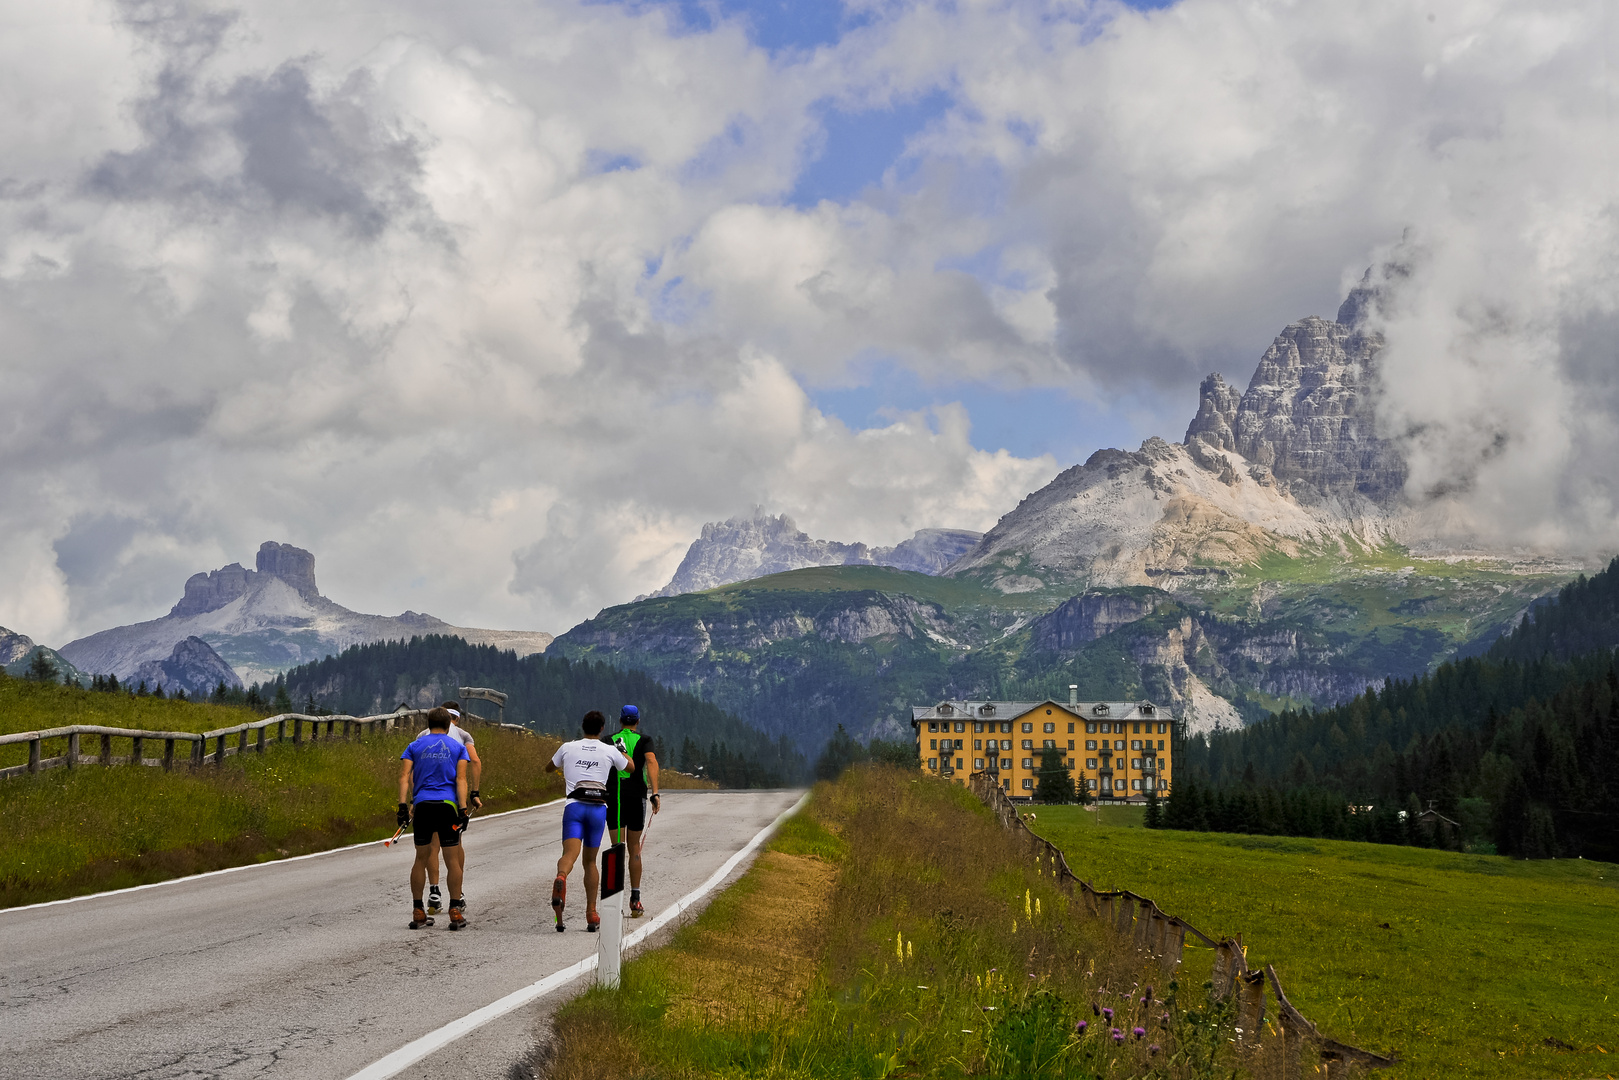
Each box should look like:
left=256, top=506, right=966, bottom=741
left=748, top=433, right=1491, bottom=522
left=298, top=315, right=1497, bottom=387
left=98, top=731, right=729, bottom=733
left=570, top=782, right=608, bottom=805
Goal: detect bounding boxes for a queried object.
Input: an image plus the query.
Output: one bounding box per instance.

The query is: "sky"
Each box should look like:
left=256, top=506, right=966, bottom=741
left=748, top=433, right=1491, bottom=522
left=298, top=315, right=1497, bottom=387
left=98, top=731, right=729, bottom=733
left=2, top=0, right=1616, bottom=644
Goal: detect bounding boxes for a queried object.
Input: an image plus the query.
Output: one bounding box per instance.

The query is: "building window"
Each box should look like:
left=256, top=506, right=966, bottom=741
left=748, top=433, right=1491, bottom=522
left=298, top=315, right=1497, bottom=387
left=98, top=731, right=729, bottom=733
left=1004, top=779, right=1011, bottom=790
left=1133, top=723, right=1141, bottom=734
left=928, top=722, right=937, bottom=732
left=1087, top=778, right=1098, bottom=790
left=1000, top=758, right=1011, bottom=769
left=1085, top=740, right=1096, bottom=751
left=1158, top=758, right=1166, bottom=770
left=1002, top=739, right=1012, bottom=750
left=1067, top=740, right=1075, bottom=750
left=1022, top=779, right=1034, bottom=790
left=972, top=739, right=981, bottom=750
left=1021, top=757, right=1034, bottom=769
left=1159, top=779, right=1168, bottom=790
left=1132, top=779, right=1141, bottom=790
left=1001, top=721, right=1012, bottom=734
left=981, top=704, right=996, bottom=716
left=928, top=758, right=937, bottom=769
left=1157, top=722, right=1166, bottom=734
left=1141, top=704, right=1154, bottom=716
left=1086, top=758, right=1097, bottom=769
left=1099, top=722, right=1111, bottom=734
left=1066, top=758, right=1074, bottom=769
left=1086, top=722, right=1096, bottom=734
left=953, top=722, right=963, bottom=733
left=1115, top=740, right=1125, bottom=751
left=1114, top=779, right=1125, bottom=791
left=938, top=704, right=953, bottom=716
left=1021, top=739, right=1033, bottom=750
left=1043, top=722, right=1055, bottom=733
left=1067, top=722, right=1075, bottom=733
left=974, top=722, right=983, bottom=734
left=1022, top=722, right=1033, bottom=733
left=1130, top=739, right=1140, bottom=750
left=1045, top=708, right=1053, bottom=715
left=1158, top=739, right=1165, bottom=750
left=928, top=739, right=936, bottom=750
left=1042, top=739, right=1056, bottom=749
left=974, top=758, right=985, bottom=770
left=956, top=758, right=964, bottom=769
left=1093, top=703, right=1109, bottom=716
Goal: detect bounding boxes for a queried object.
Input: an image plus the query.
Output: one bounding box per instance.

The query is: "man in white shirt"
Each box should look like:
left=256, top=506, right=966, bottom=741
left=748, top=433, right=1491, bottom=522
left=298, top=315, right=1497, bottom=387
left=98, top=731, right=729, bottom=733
left=417, top=700, right=484, bottom=914
left=543, top=710, right=629, bottom=933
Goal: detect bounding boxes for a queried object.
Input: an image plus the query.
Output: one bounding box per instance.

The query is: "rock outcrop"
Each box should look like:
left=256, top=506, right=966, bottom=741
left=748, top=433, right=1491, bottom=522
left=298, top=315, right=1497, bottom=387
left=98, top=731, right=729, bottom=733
left=655, top=514, right=982, bottom=596
left=1029, top=592, right=1160, bottom=652
left=131, top=636, right=242, bottom=698
left=61, top=542, right=553, bottom=685
left=1184, top=316, right=1406, bottom=505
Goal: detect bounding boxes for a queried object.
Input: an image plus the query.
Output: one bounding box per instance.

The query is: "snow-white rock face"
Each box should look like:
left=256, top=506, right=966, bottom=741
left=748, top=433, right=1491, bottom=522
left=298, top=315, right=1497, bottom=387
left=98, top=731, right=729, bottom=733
left=59, top=542, right=553, bottom=686
left=654, top=514, right=983, bottom=596
left=131, top=636, right=242, bottom=699
left=0, top=626, right=36, bottom=667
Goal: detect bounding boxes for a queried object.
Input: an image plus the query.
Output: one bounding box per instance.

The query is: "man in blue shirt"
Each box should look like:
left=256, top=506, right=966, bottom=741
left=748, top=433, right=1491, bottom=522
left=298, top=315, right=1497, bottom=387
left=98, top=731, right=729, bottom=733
left=399, top=707, right=471, bottom=930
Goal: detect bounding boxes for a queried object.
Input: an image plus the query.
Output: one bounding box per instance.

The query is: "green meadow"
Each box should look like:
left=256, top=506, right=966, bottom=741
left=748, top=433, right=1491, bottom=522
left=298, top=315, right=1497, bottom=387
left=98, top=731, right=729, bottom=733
left=1035, top=805, right=1619, bottom=1079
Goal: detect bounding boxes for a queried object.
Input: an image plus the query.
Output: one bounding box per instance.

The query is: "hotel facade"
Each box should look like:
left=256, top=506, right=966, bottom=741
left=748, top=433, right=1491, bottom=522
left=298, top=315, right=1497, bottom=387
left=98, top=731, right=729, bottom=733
left=910, top=686, right=1174, bottom=802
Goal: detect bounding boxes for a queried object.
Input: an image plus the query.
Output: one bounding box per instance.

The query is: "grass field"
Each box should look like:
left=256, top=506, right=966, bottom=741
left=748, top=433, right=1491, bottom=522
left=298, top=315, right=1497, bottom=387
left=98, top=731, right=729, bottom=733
left=550, top=768, right=1251, bottom=1079
left=1034, top=805, right=1619, bottom=1079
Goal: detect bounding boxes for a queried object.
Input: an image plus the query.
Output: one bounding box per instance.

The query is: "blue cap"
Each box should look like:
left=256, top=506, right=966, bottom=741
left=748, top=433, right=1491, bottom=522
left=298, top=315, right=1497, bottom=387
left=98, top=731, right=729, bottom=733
left=620, top=705, right=639, bottom=721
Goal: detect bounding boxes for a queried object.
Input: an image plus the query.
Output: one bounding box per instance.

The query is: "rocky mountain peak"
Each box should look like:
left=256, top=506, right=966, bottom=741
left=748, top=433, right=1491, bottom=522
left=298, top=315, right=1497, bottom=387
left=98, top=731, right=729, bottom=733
left=1185, top=314, right=1406, bottom=505
left=256, top=541, right=319, bottom=599
left=170, top=541, right=320, bottom=617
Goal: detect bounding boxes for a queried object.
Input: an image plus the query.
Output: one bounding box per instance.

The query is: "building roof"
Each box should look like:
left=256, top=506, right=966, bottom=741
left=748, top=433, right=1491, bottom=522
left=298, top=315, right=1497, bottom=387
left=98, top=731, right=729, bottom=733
left=911, top=698, right=1168, bottom=725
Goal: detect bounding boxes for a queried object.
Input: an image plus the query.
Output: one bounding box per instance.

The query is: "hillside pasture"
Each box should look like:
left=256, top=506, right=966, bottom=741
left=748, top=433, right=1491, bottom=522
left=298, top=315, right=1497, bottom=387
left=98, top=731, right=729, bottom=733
left=1035, top=807, right=1618, bottom=1079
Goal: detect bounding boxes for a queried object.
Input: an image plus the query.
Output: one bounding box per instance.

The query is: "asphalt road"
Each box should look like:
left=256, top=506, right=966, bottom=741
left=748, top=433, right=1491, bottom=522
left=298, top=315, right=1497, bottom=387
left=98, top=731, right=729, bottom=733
left=1, top=789, right=805, bottom=1080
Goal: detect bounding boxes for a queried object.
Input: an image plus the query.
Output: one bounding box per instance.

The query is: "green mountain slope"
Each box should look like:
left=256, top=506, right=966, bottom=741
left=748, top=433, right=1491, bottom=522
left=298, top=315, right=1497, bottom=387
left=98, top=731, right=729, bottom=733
left=549, top=546, right=1575, bottom=756
left=273, top=634, right=803, bottom=786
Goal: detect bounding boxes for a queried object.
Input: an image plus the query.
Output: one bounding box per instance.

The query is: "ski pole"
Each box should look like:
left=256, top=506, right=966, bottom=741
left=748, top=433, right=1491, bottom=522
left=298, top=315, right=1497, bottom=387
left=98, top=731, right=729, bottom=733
left=383, top=824, right=408, bottom=846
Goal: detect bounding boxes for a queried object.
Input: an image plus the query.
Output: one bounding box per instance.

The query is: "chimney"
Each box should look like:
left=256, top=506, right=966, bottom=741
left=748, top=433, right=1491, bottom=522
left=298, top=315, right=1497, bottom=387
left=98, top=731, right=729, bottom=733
left=1069, top=684, right=1078, bottom=706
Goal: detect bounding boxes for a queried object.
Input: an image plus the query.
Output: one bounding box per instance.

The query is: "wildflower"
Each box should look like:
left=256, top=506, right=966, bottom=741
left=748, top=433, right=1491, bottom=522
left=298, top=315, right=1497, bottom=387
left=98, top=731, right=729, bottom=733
left=907, top=941, right=913, bottom=960
left=896, top=931, right=904, bottom=963
left=1025, top=889, right=1032, bottom=919
left=1102, top=1008, right=1114, bottom=1022
left=1148, top=1044, right=1161, bottom=1056
left=1111, top=1028, right=1124, bottom=1043
left=1075, top=1021, right=1088, bottom=1035
left=1036, top=897, right=1042, bottom=917
left=1133, top=1027, right=1146, bottom=1040
left=1012, top=920, right=1018, bottom=934
left=1142, top=986, right=1153, bottom=1005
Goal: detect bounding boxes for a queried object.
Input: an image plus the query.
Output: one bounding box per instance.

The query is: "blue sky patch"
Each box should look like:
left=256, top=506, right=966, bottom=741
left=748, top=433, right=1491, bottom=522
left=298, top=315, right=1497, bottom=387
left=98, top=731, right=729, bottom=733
left=790, top=89, right=953, bottom=207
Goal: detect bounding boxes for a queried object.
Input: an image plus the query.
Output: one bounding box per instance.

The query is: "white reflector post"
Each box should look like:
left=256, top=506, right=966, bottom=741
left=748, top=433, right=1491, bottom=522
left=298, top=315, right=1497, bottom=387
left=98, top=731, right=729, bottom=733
left=596, top=892, right=624, bottom=988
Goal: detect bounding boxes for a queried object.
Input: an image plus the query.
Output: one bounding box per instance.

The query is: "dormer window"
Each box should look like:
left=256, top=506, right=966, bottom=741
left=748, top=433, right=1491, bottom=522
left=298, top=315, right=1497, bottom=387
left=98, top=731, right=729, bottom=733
left=1140, top=703, right=1155, bottom=716
left=980, top=704, right=995, bottom=716
left=1092, top=703, right=1110, bottom=716
left=937, top=704, right=954, bottom=716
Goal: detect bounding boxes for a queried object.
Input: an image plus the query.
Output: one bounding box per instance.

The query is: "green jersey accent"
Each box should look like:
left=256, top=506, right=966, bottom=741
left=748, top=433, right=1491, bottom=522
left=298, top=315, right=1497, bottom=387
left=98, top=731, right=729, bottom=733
left=612, top=730, right=641, bottom=780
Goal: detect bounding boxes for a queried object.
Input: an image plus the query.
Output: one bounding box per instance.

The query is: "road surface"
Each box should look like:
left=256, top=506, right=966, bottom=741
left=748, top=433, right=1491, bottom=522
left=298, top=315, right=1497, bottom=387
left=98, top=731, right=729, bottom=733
left=0, top=789, right=804, bottom=1079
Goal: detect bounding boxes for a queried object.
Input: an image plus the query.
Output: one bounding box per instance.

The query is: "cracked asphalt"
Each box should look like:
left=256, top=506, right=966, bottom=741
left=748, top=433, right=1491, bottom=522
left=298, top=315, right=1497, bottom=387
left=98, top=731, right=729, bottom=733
left=0, top=789, right=804, bottom=1079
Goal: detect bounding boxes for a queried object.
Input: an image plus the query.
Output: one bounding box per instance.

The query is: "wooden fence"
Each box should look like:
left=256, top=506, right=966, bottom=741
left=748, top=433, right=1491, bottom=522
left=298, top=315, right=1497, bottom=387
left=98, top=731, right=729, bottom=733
left=968, top=771, right=1396, bottom=1077
left=0, top=707, right=494, bottom=780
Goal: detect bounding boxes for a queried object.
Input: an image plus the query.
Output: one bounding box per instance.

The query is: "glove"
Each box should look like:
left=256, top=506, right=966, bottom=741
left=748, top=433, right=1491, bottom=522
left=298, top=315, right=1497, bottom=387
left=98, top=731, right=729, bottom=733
left=470, top=789, right=482, bottom=809
left=396, top=803, right=411, bottom=827
left=649, top=793, right=661, bottom=811
left=457, top=806, right=471, bottom=831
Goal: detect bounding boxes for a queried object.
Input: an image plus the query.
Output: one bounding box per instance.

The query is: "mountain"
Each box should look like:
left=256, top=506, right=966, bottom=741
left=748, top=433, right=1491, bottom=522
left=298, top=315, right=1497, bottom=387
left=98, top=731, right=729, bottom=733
left=1, top=626, right=89, bottom=686
left=652, top=514, right=982, bottom=597
left=277, top=634, right=803, bottom=786
left=59, top=542, right=553, bottom=686
left=131, top=636, right=242, bottom=699
left=553, top=285, right=1583, bottom=754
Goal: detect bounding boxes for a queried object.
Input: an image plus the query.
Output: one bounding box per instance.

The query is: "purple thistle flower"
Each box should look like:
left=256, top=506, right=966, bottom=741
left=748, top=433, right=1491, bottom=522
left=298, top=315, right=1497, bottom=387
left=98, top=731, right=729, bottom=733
left=1148, top=1044, right=1161, bottom=1056
left=1102, top=1007, right=1114, bottom=1022
left=1133, top=1026, right=1147, bottom=1039
left=1111, top=1028, right=1124, bottom=1043
left=1075, top=1020, right=1088, bottom=1035
left=1142, top=986, right=1153, bottom=1005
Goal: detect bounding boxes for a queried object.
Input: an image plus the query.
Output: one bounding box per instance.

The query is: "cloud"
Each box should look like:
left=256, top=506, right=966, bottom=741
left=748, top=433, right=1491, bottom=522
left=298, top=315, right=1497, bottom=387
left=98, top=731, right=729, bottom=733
left=0, top=0, right=1614, bottom=644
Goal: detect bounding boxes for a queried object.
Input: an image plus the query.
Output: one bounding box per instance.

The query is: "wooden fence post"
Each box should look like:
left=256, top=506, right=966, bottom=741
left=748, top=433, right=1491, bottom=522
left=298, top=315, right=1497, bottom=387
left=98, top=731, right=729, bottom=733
left=293, top=718, right=302, bottom=744
left=278, top=718, right=286, bottom=741
left=326, top=719, right=335, bottom=739
left=164, top=738, right=175, bottom=771
left=1236, top=970, right=1267, bottom=1052
left=238, top=728, right=248, bottom=756
left=100, top=733, right=112, bottom=764
left=191, top=737, right=204, bottom=766
left=67, top=732, right=80, bottom=768
left=215, top=734, right=227, bottom=762
left=256, top=726, right=266, bottom=754
left=131, top=736, right=144, bottom=766
left=29, top=738, right=41, bottom=774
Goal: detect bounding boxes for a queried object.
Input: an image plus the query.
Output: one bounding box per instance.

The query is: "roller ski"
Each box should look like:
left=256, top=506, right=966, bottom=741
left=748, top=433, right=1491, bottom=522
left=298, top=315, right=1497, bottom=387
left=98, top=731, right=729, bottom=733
left=552, top=875, right=567, bottom=932
left=427, top=885, right=442, bottom=915
left=447, top=898, right=468, bottom=931
left=586, top=910, right=601, bottom=933
left=630, top=897, right=645, bottom=918
left=409, top=902, right=435, bottom=930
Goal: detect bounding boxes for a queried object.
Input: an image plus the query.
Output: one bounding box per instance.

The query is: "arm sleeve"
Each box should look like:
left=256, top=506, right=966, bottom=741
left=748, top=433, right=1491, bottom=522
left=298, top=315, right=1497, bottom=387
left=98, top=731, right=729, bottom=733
left=401, top=745, right=413, bottom=762
left=609, top=746, right=631, bottom=771
left=551, top=745, right=566, bottom=767
left=458, top=744, right=471, bottom=762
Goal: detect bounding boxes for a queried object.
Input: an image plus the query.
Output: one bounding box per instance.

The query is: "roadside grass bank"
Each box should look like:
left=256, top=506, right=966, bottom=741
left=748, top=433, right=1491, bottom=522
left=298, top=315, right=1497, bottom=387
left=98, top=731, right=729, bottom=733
left=548, top=767, right=1248, bottom=1079
left=0, top=723, right=566, bottom=907
left=1035, top=806, right=1619, bottom=1080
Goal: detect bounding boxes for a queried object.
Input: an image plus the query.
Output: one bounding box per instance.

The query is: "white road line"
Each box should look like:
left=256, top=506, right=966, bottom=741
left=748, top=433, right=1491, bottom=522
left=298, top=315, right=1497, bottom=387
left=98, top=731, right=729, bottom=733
left=3, top=798, right=565, bottom=914
left=345, top=790, right=812, bottom=1080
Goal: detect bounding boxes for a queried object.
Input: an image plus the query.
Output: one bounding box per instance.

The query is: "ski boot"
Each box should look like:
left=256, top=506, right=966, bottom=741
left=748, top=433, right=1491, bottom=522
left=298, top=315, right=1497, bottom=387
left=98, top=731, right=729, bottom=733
left=427, top=886, right=443, bottom=915
left=447, top=898, right=468, bottom=931
left=551, top=875, right=567, bottom=932
left=409, top=902, right=435, bottom=930
left=629, top=897, right=645, bottom=919
left=586, top=910, right=601, bottom=933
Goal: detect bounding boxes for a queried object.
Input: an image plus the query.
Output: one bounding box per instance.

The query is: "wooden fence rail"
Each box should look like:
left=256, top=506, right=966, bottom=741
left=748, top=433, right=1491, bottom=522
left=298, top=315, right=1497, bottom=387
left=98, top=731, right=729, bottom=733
left=967, top=771, right=1396, bottom=1077
left=0, top=708, right=439, bottom=780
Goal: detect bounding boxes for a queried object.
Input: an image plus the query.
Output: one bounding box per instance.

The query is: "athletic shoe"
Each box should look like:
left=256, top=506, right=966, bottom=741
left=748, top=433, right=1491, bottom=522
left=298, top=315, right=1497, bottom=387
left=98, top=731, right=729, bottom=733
left=585, top=910, right=601, bottom=933
left=427, top=890, right=442, bottom=915
left=551, top=875, right=567, bottom=932
left=629, top=898, right=645, bottom=918
left=447, top=900, right=468, bottom=931
left=409, top=905, right=434, bottom=930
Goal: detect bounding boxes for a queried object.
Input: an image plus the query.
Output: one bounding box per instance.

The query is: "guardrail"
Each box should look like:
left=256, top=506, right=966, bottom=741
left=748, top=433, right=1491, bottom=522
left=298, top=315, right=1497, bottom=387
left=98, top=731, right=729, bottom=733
left=968, top=771, right=1395, bottom=1077
left=0, top=708, right=442, bottom=780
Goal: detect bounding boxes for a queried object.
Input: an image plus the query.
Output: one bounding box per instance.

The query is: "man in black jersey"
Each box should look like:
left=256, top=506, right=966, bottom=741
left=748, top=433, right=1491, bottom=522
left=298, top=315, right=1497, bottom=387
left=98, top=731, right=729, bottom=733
left=603, top=704, right=660, bottom=918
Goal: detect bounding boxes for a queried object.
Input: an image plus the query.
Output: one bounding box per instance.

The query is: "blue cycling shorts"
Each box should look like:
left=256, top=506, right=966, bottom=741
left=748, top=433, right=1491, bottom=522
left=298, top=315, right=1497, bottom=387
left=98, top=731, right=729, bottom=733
left=562, top=800, right=608, bottom=848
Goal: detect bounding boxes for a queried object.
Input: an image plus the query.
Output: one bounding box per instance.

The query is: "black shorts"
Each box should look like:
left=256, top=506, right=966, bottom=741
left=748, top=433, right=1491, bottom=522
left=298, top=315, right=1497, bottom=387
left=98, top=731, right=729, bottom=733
left=413, top=801, right=462, bottom=848
left=605, top=793, right=648, bottom=833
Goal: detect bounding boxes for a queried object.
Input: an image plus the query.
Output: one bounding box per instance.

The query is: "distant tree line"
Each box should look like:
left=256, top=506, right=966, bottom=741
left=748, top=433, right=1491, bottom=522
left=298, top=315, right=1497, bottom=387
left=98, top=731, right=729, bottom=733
left=265, top=635, right=803, bottom=786
left=1164, top=558, right=1619, bottom=860
left=813, top=723, right=920, bottom=781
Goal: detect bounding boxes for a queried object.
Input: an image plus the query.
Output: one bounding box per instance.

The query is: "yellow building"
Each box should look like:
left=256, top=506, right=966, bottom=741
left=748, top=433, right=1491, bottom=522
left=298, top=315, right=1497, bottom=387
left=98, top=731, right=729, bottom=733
left=910, top=686, right=1174, bottom=802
